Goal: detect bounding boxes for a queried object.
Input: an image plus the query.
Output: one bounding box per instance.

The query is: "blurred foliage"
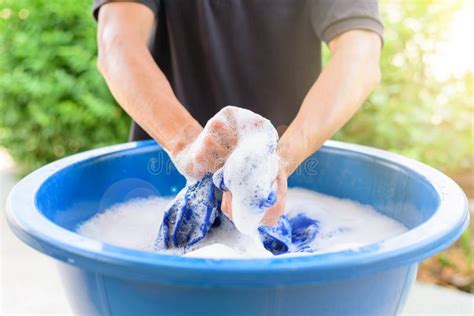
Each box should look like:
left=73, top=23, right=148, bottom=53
left=334, top=0, right=473, bottom=173
left=0, top=0, right=130, bottom=173
left=0, top=0, right=473, bottom=174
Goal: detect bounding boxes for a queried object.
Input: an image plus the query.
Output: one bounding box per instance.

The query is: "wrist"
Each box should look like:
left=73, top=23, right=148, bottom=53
left=278, top=128, right=321, bottom=176
left=277, top=141, right=299, bottom=176
left=167, top=122, right=202, bottom=157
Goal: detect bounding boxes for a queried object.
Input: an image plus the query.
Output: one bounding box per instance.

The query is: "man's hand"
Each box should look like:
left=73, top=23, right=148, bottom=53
left=173, top=105, right=276, bottom=179
left=250, top=30, right=381, bottom=227
left=221, top=159, right=288, bottom=226
left=97, top=2, right=202, bottom=158
left=261, top=163, right=288, bottom=225
left=172, top=112, right=238, bottom=179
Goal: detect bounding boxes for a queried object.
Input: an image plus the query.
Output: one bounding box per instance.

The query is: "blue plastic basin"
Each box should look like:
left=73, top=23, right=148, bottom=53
left=7, top=140, right=469, bottom=316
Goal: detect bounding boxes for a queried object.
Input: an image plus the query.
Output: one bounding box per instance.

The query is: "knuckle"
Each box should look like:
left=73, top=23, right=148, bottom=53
left=210, top=119, right=223, bottom=130
left=204, top=136, right=215, bottom=147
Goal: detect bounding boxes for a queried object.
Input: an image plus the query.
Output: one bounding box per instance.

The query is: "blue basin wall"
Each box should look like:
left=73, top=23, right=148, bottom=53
left=36, top=142, right=438, bottom=231
left=57, top=261, right=418, bottom=316
left=7, top=140, right=468, bottom=316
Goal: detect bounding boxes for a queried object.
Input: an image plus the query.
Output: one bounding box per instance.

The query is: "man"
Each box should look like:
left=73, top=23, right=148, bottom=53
left=93, top=0, right=382, bottom=225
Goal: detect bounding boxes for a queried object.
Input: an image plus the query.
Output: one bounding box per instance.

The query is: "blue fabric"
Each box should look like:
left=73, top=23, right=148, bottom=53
left=154, top=174, right=220, bottom=250
left=155, top=175, right=319, bottom=255
left=258, top=214, right=320, bottom=255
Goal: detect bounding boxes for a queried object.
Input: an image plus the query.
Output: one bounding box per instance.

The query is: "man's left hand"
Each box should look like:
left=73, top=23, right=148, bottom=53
left=221, top=161, right=288, bottom=227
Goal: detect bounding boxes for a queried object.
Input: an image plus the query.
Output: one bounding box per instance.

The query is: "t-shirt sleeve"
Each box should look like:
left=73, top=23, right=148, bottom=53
left=92, top=0, right=159, bottom=20
left=311, top=0, right=383, bottom=44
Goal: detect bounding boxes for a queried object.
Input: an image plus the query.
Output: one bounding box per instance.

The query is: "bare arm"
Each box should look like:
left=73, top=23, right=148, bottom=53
left=97, top=3, right=201, bottom=156
left=279, top=30, right=382, bottom=174
left=97, top=3, right=236, bottom=178
left=97, top=7, right=381, bottom=224
left=260, top=30, right=382, bottom=225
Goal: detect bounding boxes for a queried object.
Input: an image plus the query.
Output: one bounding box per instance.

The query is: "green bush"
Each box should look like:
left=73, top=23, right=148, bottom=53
left=334, top=1, right=473, bottom=172
left=0, top=0, right=130, bottom=173
left=1, top=0, right=472, bottom=174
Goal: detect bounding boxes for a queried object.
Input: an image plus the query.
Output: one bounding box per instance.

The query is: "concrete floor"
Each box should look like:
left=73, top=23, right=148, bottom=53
left=1, top=149, right=473, bottom=315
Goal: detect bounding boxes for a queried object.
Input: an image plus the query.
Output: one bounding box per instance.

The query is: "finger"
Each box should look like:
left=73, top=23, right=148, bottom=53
left=221, top=106, right=237, bottom=122
left=209, top=119, right=238, bottom=150
left=204, top=135, right=229, bottom=159
left=202, top=136, right=230, bottom=172
left=218, top=106, right=239, bottom=141
left=261, top=174, right=287, bottom=226
left=221, top=191, right=233, bottom=220
left=185, top=156, right=207, bottom=179
left=261, top=198, right=285, bottom=226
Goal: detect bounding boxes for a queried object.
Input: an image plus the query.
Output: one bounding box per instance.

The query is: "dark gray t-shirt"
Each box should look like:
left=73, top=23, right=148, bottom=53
left=93, top=0, right=383, bottom=140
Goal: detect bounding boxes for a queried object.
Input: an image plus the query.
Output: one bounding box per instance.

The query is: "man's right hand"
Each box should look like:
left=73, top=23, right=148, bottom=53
left=97, top=2, right=203, bottom=162
left=172, top=107, right=239, bottom=179
left=97, top=6, right=245, bottom=181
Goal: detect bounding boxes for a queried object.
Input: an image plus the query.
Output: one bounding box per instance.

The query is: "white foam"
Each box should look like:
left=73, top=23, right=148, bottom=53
left=77, top=188, right=407, bottom=259
left=215, top=107, right=279, bottom=235
left=171, top=106, right=279, bottom=236
left=184, top=244, right=244, bottom=259
left=284, top=188, right=407, bottom=253
left=77, top=197, right=168, bottom=252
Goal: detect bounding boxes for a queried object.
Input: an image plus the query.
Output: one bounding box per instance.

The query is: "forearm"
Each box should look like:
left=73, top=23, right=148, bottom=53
left=279, top=30, right=381, bottom=174
left=97, top=5, right=201, bottom=155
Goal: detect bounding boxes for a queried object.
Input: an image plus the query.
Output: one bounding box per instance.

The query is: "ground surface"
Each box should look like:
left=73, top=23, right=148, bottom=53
left=418, top=222, right=473, bottom=293
left=1, top=149, right=473, bottom=315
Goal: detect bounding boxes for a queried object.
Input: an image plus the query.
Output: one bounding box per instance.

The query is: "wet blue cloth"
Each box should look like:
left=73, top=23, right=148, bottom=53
left=258, top=214, right=320, bottom=255
left=154, top=174, right=220, bottom=250
left=212, top=168, right=277, bottom=210
left=155, top=175, right=319, bottom=255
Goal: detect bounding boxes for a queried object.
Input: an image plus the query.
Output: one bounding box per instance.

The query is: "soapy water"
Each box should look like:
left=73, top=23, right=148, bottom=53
left=77, top=188, right=407, bottom=259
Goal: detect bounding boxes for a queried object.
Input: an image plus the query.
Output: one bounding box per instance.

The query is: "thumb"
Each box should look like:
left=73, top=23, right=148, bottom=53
left=221, top=191, right=233, bottom=220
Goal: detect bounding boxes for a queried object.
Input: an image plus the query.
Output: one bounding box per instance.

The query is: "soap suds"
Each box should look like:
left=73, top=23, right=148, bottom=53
left=77, top=188, right=407, bottom=258
left=173, top=106, right=279, bottom=236
left=221, top=108, right=279, bottom=235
